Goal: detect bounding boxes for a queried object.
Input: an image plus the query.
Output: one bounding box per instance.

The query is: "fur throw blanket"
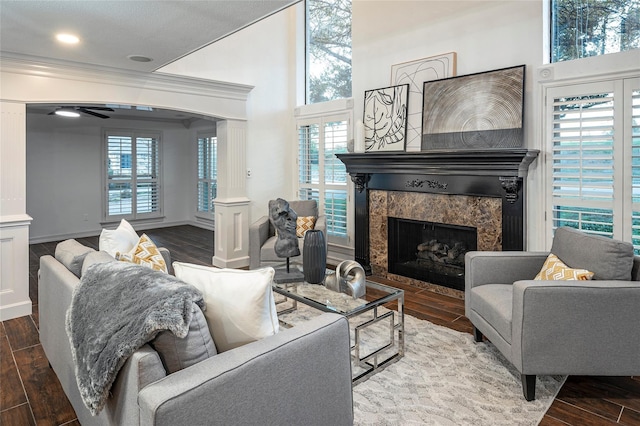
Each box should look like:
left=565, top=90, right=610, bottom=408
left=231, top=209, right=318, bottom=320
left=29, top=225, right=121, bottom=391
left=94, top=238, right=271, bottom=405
left=65, top=261, right=205, bottom=416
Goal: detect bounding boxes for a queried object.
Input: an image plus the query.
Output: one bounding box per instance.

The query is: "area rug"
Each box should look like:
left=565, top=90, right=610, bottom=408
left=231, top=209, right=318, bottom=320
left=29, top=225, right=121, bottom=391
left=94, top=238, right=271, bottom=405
left=279, top=306, right=565, bottom=426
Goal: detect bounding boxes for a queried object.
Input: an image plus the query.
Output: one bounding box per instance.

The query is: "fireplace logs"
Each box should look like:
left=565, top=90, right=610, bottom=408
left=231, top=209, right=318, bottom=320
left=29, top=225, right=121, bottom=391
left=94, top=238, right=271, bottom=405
left=416, top=239, right=466, bottom=267
left=388, top=217, right=477, bottom=291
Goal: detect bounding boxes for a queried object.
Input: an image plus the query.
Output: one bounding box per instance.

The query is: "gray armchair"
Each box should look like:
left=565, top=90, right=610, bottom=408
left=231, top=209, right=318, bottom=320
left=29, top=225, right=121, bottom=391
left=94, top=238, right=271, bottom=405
left=465, top=226, right=640, bottom=401
left=249, top=199, right=327, bottom=270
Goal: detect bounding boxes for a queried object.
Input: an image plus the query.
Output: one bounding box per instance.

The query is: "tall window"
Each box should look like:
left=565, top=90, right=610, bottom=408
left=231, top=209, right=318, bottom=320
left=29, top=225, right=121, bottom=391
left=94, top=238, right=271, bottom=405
left=298, top=113, right=350, bottom=244
left=306, top=0, right=352, bottom=103
left=546, top=77, right=640, bottom=252
left=105, top=130, right=161, bottom=220
left=197, top=134, right=217, bottom=217
left=551, top=0, right=640, bottom=62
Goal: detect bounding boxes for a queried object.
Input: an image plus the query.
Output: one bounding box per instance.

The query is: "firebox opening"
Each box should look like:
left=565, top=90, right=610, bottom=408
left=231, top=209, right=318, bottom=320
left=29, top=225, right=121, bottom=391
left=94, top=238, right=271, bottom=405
left=388, top=218, right=477, bottom=291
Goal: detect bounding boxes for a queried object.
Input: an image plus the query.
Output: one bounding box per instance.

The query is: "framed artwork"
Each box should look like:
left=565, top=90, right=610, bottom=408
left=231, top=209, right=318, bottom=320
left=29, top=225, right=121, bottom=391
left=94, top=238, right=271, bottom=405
left=391, top=52, right=457, bottom=151
left=363, top=84, right=409, bottom=152
left=421, top=64, right=525, bottom=150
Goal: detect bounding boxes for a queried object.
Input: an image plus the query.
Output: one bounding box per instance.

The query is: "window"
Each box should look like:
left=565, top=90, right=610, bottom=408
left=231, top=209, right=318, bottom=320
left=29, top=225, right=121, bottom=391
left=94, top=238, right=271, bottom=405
left=630, top=84, right=640, bottom=250
left=546, top=77, right=640, bottom=252
left=197, top=134, right=217, bottom=217
left=306, top=0, right=352, bottom=103
left=298, top=113, right=350, bottom=244
left=551, top=0, right=640, bottom=62
left=105, top=130, right=161, bottom=220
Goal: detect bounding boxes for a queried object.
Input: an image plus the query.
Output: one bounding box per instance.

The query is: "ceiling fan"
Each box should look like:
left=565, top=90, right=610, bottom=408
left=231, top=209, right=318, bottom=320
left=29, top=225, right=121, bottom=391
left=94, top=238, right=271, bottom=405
left=49, top=106, right=114, bottom=119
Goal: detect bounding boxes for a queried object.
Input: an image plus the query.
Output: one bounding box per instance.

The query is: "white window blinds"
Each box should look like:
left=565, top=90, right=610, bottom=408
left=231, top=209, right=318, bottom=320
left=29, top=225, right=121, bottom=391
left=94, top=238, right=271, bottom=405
left=550, top=89, right=615, bottom=236
left=197, top=135, right=217, bottom=215
left=135, top=137, right=160, bottom=214
left=546, top=77, right=640, bottom=252
left=323, top=120, right=348, bottom=238
left=105, top=130, right=161, bottom=220
left=629, top=87, right=640, bottom=250
left=298, top=114, right=350, bottom=243
left=552, top=93, right=615, bottom=202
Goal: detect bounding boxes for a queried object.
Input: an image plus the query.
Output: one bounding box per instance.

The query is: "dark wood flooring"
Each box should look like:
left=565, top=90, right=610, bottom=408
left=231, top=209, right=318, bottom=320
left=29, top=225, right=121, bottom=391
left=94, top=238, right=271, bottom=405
left=1, top=225, right=639, bottom=425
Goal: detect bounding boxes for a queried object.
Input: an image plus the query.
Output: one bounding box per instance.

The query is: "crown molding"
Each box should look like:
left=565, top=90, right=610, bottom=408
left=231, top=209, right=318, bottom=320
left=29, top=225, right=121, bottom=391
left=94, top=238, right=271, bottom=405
left=0, top=53, right=254, bottom=101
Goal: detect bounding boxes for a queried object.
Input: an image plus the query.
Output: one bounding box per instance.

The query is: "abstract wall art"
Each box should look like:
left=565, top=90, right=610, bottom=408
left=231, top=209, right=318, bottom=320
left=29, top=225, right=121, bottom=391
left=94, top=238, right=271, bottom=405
left=421, top=64, right=525, bottom=150
left=363, top=84, right=409, bottom=152
left=391, top=52, right=457, bottom=151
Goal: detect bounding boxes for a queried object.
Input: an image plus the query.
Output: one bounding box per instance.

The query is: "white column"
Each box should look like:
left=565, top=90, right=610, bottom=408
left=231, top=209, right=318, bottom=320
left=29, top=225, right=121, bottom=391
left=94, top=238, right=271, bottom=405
left=212, top=120, right=251, bottom=268
left=0, top=101, right=32, bottom=320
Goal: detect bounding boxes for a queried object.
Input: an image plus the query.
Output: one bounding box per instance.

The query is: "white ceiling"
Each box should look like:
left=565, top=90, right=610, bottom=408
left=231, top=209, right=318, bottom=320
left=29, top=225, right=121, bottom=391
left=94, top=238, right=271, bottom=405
left=1, top=0, right=300, bottom=121
left=1, top=0, right=299, bottom=72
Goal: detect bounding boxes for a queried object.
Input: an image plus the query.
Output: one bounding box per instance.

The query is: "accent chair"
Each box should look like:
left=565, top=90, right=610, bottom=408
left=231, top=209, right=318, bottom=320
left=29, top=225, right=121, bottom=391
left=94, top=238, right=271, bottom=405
left=465, top=226, right=640, bottom=401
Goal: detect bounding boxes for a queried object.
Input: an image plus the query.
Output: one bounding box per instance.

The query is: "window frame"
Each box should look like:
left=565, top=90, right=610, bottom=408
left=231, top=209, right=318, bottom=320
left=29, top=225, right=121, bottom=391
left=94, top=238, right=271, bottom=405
left=550, top=0, right=640, bottom=63
left=305, top=0, right=353, bottom=104
left=102, top=128, right=163, bottom=222
left=196, top=132, right=217, bottom=222
left=296, top=104, right=353, bottom=247
left=541, top=72, right=640, bottom=251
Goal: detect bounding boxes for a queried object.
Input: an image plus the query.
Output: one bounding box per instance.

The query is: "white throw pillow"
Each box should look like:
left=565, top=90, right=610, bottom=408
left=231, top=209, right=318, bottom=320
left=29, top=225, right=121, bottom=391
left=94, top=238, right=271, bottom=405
left=99, top=219, right=139, bottom=257
left=173, top=262, right=278, bottom=352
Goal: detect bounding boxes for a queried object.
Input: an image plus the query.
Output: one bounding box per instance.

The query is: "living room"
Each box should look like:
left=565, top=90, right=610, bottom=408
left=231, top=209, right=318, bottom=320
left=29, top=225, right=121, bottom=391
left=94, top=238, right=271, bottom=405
left=1, top=0, right=640, bottom=425
left=4, top=1, right=639, bottom=274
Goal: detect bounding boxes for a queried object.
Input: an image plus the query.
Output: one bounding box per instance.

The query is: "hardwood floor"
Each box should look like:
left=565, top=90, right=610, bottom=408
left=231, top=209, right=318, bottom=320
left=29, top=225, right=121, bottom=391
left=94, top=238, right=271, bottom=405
left=1, top=225, right=639, bottom=425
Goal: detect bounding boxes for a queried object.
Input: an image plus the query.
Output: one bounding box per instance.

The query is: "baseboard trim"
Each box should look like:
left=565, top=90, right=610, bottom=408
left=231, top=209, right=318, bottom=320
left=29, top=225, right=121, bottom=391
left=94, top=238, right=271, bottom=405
left=29, top=229, right=101, bottom=245
left=213, top=255, right=250, bottom=269
left=0, top=300, right=32, bottom=321
left=28, top=220, right=211, bottom=244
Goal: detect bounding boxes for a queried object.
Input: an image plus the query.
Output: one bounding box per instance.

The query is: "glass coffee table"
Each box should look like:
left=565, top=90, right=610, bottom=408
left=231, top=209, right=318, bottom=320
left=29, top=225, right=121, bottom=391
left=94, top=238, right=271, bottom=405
left=272, top=278, right=404, bottom=384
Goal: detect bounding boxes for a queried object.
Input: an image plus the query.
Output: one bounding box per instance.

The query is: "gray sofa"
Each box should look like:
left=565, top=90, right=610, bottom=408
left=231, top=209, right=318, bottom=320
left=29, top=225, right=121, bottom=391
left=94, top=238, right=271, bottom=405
left=249, top=199, right=327, bottom=270
left=465, top=227, right=640, bottom=401
left=39, top=239, right=354, bottom=425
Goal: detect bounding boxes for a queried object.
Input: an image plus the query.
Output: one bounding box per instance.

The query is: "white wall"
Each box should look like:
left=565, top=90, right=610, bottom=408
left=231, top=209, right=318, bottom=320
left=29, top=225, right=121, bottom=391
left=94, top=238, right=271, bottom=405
left=162, top=1, right=550, bottom=247
left=26, top=113, right=202, bottom=241
left=352, top=0, right=546, bottom=247
left=352, top=0, right=542, bottom=122
left=158, top=5, right=300, bottom=225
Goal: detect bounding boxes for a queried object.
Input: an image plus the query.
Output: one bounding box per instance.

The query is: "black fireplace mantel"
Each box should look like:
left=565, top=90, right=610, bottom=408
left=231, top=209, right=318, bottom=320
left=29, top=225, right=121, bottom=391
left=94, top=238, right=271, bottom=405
left=336, top=149, right=539, bottom=275
left=337, top=149, right=539, bottom=178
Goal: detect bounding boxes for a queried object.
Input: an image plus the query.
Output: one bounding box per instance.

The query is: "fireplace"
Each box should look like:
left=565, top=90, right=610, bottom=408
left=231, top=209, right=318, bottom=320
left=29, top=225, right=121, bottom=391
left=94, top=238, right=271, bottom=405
left=388, top=218, right=477, bottom=291
left=337, top=149, right=538, bottom=297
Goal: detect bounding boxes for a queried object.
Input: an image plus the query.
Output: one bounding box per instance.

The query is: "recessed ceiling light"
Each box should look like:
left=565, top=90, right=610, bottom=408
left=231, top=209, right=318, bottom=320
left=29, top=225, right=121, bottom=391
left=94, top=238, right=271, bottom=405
left=56, top=33, right=80, bottom=44
left=127, top=55, right=153, bottom=63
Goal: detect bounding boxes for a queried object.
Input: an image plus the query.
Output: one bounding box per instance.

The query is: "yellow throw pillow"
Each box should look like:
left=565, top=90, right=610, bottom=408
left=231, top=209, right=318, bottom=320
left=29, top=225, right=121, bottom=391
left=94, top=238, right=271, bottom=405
left=116, top=234, right=168, bottom=273
left=534, top=253, right=594, bottom=281
left=296, top=216, right=317, bottom=238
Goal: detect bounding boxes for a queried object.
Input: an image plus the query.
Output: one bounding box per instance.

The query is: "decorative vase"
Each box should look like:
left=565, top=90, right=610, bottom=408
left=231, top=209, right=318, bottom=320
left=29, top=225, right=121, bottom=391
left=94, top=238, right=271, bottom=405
left=303, top=229, right=326, bottom=284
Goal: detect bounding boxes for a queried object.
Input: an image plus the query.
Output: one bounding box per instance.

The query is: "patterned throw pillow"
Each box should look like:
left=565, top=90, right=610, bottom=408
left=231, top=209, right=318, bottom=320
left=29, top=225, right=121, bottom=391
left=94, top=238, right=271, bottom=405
left=296, top=216, right=316, bottom=238
left=116, top=234, right=167, bottom=273
left=534, top=253, right=594, bottom=281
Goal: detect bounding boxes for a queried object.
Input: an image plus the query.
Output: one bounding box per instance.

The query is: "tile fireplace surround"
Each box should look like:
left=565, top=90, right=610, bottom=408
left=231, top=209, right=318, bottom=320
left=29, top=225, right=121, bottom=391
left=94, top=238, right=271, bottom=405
left=337, top=150, right=538, bottom=298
